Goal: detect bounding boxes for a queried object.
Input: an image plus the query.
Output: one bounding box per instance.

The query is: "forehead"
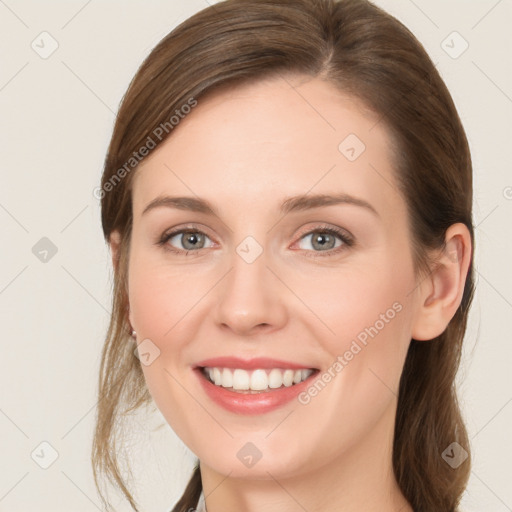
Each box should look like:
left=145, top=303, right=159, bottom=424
left=132, top=75, right=401, bottom=220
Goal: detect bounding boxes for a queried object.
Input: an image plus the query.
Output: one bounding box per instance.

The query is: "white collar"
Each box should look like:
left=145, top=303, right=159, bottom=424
left=196, top=490, right=207, bottom=512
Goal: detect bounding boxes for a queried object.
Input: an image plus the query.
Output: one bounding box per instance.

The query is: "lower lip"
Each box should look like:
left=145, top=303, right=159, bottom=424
left=194, top=368, right=319, bottom=415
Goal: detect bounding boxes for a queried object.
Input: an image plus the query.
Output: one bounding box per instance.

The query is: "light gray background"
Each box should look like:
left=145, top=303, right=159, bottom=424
left=1, top=0, right=511, bottom=510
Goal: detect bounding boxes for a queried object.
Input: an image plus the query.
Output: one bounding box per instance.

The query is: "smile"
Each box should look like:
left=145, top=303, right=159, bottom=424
left=201, top=367, right=315, bottom=393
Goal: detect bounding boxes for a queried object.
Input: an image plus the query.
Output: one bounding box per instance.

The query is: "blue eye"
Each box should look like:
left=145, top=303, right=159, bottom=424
left=159, top=228, right=214, bottom=254
left=295, top=226, right=354, bottom=257
left=157, top=224, right=354, bottom=257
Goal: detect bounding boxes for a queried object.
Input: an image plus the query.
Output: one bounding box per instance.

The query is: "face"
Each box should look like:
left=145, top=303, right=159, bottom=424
left=124, top=75, right=422, bottom=480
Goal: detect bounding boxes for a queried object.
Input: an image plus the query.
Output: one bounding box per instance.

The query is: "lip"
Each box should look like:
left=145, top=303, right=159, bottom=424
left=193, top=364, right=320, bottom=415
left=193, top=356, right=318, bottom=371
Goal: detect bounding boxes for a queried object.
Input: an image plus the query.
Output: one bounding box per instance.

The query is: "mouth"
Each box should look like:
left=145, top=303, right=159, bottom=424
left=192, top=357, right=321, bottom=414
left=195, top=366, right=320, bottom=394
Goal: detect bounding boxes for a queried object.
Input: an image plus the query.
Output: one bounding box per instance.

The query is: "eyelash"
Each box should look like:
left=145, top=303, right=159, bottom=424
left=156, top=223, right=354, bottom=258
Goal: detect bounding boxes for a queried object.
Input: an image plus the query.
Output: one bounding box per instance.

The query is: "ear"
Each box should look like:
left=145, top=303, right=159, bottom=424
left=108, top=230, right=122, bottom=273
left=411, top=223, right=472, bottom=341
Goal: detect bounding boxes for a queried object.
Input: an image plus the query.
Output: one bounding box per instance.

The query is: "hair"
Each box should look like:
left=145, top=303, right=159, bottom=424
left=92, top=0, right=475, bottom=511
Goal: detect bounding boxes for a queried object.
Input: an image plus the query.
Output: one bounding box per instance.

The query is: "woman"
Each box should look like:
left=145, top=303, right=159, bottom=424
left=92, top=0, right=475, bottom=511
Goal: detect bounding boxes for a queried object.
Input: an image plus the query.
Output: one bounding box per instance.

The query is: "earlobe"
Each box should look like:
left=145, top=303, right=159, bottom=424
left=109, top=230, right=122, bottom=272
left=411, top=223, right=472, bottom=341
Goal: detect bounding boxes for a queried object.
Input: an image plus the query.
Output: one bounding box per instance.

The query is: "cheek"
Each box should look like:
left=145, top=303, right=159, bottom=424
left=301, top=255, right=415, bottom=396
left=126, top=253, right=201, bottom=431
left=325, top=279, right=410, bottom=354
left=287, top=269, right=415, bottom=457
left=126, top=250, right=215, bottom=411
left=127, top=250, right=203, bottom=340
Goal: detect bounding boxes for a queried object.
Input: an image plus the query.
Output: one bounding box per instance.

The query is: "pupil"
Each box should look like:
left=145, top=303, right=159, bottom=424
left=184, top=232, right=202, bottom=249
left=313, top=233, right=334, bottom=250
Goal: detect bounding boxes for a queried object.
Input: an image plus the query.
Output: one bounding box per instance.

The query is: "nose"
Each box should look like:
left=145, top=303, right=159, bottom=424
left=213, top=246, right=288, bottom=336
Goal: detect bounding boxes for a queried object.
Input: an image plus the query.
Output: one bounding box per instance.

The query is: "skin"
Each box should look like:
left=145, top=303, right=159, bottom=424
left=110, top=74, right=471, bottom=512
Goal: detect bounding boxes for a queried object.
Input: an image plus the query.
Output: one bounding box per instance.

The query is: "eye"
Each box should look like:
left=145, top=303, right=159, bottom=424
left=294, top=225, right=354, bottom=257
left=156, top=223, right=354, bottom=257
left=157, top=226, right=215, bottom=255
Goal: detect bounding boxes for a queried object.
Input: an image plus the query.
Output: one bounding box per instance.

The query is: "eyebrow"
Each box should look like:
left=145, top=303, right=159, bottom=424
left=141, top=193, right=379, bottom=218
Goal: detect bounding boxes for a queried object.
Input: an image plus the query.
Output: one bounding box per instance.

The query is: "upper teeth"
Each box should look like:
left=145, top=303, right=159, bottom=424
left=203, top=367, right=315, bottom=391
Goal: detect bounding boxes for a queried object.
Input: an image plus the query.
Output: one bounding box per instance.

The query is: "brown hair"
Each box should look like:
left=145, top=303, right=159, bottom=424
left=93, top=0, right=475, bottom=511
